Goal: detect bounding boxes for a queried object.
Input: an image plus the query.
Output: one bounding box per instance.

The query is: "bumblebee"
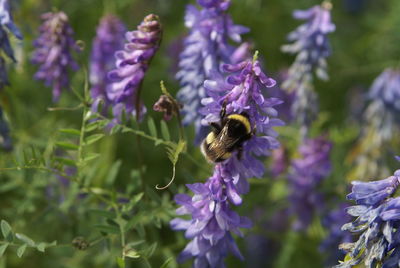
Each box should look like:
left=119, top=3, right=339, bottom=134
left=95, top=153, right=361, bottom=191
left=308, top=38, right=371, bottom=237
left=201, top=105, right=253, bottom=163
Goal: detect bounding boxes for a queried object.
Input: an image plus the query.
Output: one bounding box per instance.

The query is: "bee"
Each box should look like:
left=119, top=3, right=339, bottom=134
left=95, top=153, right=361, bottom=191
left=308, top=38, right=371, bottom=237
left=201, top=104, right=253, bottom=163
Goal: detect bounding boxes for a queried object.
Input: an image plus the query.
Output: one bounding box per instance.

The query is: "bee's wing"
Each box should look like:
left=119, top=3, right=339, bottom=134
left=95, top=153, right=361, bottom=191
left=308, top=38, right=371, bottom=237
left=209, top=127, right=241, bottom=158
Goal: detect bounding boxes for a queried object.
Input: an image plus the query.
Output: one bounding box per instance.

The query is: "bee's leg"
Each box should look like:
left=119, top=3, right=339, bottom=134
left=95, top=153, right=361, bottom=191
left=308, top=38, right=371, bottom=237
left=220, top=100, right=227, bottom=121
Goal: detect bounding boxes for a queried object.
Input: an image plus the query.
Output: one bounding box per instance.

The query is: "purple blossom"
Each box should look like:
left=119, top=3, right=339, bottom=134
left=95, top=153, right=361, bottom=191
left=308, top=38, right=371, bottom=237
left=270, top=146, right=289, bottom=177
left=320, top=203, right=353, bottom=266
left=336, top=169, right=400, bottom=267
left=32, top=11, right=80, bottom=102
left=0, top=0, right=22, bottom=89
left=281, top=2, right=335, bottom=131
left=107, top=14, right=162, bottom=123
left=90, top=15, right=125, bottom=114
left=171, top=56, right=283, bottom=267
left=176, top=0, right=250, bottom=143
left=288, top=136, right=332, bottom=230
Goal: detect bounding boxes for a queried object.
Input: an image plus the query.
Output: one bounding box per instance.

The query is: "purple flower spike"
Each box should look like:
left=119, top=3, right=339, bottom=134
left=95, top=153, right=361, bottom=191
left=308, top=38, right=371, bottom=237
left=172, top=56, right=283, bottom=267
left=288, top=136, right=332, bottom=231
left=0, top=0, right=22, bottom=89
left=32, top=11, right=80, bottom=102
left=107, top=14, right=162, bottom=123
left=90, top=15, right=125, bottom=114
left=281, top=2, right=335, bottom=131
left=176, top=0, right=250, bottom=144
left=336, top=169, right=400, bottom=267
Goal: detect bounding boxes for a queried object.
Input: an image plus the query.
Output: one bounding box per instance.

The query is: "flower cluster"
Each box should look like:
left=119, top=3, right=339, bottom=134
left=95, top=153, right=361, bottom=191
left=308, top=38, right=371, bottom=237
left=336, top=169, right=400, bottom=267
left=320, top=203, right=353, bottom=266
left=89, top=15, right=125, bottom=114
left=32, top=11, right=80, bottom=102
left=176, top=0, right=249, bottom=143
left=107, top=14, right=161, bottom=123
left=281, top=2, right=335, bottom=131
left=0, top=0, right=22, bottom=88
left=348, top=68, right=400, bottom=181
left=288, top=136, right=332, bottom=230
left=171, top=57, right=283, bottom=267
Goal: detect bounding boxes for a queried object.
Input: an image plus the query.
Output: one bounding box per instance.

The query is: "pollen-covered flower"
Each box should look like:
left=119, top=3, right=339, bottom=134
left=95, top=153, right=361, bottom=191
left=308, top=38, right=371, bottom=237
left=90, top=15, right=125, bottom=114
left=107, top=14, right=162, bottom=123
left=0, top=0, right=22, bottom=89
left=288, top=136, right=332, bottom=230
left=171, top=56, right=283, bottom=267
left=336, top=169, right=400, bottom=267
left=281, top=2, right=335, bottom=131
left=176, top=0, right=249, bottom=143
left=32, top=11, right=80, bottom=102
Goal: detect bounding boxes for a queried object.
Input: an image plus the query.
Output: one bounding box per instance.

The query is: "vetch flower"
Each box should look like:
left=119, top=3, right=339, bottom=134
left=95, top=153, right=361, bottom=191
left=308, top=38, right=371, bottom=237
left=335, top=168, right=400, bottom=267
left=0, top=0, right=22, bottom=89
left=176, top=0, right=249, bottom=143
left=171, top=55, right=283, bottom=267
left=320, top=203, right=353, bottom=267
left=288, top=136, right=332, bottom=230
left=32, top=11, right=80, bottom=102
left=348, top=68, right=400, bottom=181
left=281, top=2, right=335, bottom=132
left=90, top=15, right=125, bottom=114
left=107, top=14, right=162, bottom=123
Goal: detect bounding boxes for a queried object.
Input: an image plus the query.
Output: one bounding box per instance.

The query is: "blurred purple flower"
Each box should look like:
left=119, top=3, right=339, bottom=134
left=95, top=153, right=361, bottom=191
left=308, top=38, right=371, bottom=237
left=176, top=0, right=250, bottom=144
left=320, top=203, right=353, bottom=266
left=336, top=169, right=400, bottom=267
left=281, top=2, right=335, bottom=132
left=90, top=15, right=125, bottom=114
left=288, top=136, right=332, bottom=230
left=107, top=14, right=161, bottom=123
left=171, top=56, right=283, bottom=267
left=0, top=0, right=22, bottom=89
left=0, top=106, right=12, bottom=151
left=270, top=146, right=289, bottom=177
left=32, top=11, right=80, bottom=102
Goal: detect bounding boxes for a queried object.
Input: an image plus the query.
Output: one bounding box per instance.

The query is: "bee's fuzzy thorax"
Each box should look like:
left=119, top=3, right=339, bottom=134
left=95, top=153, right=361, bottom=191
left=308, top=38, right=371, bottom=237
left=227, top=114, right=251, bottom=134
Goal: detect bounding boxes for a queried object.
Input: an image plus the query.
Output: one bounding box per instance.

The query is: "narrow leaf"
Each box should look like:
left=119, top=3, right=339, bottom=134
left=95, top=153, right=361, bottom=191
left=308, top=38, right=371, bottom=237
left=85, top=121, right=100, bottom=132
left=160, top=121, right=170, bottom=141
left=105, top=160, right=122, bottom=186
left=36, top=242, right=46, bottom=252
left=147, top=117, right=157, bottom=138
left=15, top=233, right=35, bottom=247
left=160, top=257, right=173, bottom=268
left=84, top=134, right=105, bottom=146
left=54, top=157, right=77, bottom=167
left=144, top=242, right=157, bottom=257
left=55, top=142, right=79, bottom=151
left=82, top=153, right=100, bottom=162
left=116, top=257, right=125, bottom=268
left=1, top=220, right=13, bottom=242
left=94, top=224, right=120, bottom=234
left=124, top=248, right=140, bottom=259
left=59, top=128, right=81, bottom=136
left=0, top=244, right=8, bottom=257
left=16, top=244, right=27, bottom=258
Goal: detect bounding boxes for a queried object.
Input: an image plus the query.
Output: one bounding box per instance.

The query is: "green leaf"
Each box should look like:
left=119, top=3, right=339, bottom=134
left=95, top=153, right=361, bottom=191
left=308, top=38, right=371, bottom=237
left=0, top=244, right=8, bottom=257
left=1, top=220, right=13, bottom=242
left=147, top=117, right=157, bottom=138
left=55, top=142, right=79, bottom=151
left=110, top=124, right=122, bottom=135
left=59, top=128, right=81, bottom=136
left=84, top=134, right=105, bottom=146
left=16, top=244, right=27, bottom=258
left=88, top=209, right=116, bottom=219
left=116, top=257, right=125, bottom=268
left=105, top=160, right=122, bottom=186
left=160, top=121, right=170, bottom=141
left=124, top=248, right=140, bottom=259
left=54, top=157, right=77, bottom=167
left=82, top=153, right=100, bottom=162
left=144, top=242, right=157, bottom=258
left=160, top=257, right=173, bottom=268
left=85, top=121, right=100, bottom=132
left=15, top=233, right=35, bottom=247
left=166, top=140, right=186, bottom=165
left=94, top=224, right=120, bottom=234
left=36, top=243, right=46, bottom=252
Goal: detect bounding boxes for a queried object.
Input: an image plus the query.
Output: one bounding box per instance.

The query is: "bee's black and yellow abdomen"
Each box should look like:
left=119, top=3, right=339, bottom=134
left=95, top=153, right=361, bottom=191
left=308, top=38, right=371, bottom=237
left=201, top=113, right=252, bottom=164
